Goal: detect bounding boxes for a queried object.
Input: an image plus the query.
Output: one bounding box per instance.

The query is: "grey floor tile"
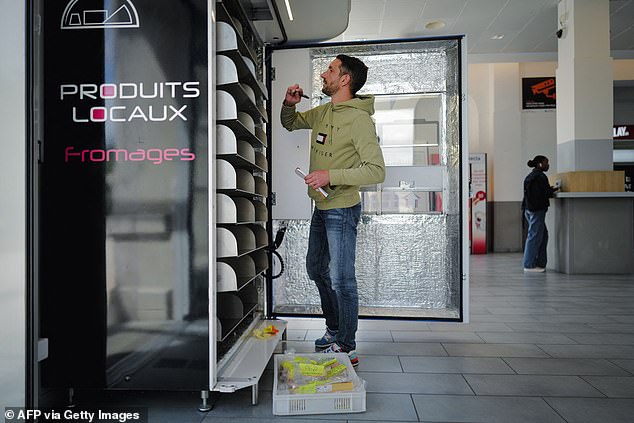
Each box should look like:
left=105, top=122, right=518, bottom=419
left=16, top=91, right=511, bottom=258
left=356, top=355, right=402, bottom=372
left=443, top=343, right=549, bottom=358
left=551, top=308, right=631, bottom=316
left=203, top=391, right=274, bottom=419
left=566, top=333, right=634, bottom=345
left=530, top=314, right=620, bottom=323
left=486, top=307, right=560, bottom=315
left=611, top=359, right=634, bottom=374
left=148, top=408, right=207, bottom=423
left=356, top=330, right=395, bottom=342
left=476, top=332, right=576, bottom=344
left=208, top=394, right=417, bottom=422
left=399, top=356, right=514, bottom=374
left=412, top=395, right=566, bottom=423
left=469, top=314, right=539, bottom=323
left=464, top=374, right=604, bottom=397
left=204, top=419, right=345, bottom=423
left=392, top=331, right=484, bottom=343
left=353, top=421, right=417, bottom=423
left=504, top=358, right=630, bottom=375
left=426, top=322, right=513, bottom=332
left=583, top=376, right=634, bottom=398
left=346, top=393, right=419, bottom=421
left=535, top=311, right=610, bottom=324
left=260, top=369, right=274, bottom=392
left=507, top=323, right=599, bottom=333
left=538, top=344, right=634, bottom=359
left=470, top=306, right=495, bottom=313
left=608, top=315, right=634, bottom=323
left=470, top=296, right=513, bottom=303
left=356, top=341, right=448, bottom=356
left=81, top=254, right=634, bottom=422
left=587, top=323, right=634, bottom=333
left=544, top=398, right=634, bottom=423
left=358, top=320, right=430, bottom=331
left=357, top=372, right=473, bottom=395
left=75, top=390, right=204, bottom=408
left=305, top=329, right=394, bottom=342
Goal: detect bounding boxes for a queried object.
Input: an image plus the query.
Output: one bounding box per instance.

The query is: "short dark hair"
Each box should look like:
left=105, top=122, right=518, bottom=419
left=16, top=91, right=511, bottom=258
left=336, top=54, right=368, bottom=95
left=527, top=155, right=548, bottom=168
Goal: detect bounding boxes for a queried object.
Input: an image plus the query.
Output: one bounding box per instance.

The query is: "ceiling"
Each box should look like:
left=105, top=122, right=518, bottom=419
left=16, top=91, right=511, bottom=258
left=316, top=0, right=634, bottom=58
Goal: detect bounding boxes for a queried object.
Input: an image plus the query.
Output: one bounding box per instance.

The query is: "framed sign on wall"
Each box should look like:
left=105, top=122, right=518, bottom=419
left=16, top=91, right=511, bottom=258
left=522, top=77, right=556, bottom=109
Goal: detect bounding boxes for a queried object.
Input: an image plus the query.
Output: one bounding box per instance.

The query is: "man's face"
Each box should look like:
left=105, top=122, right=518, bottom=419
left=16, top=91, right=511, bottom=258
left=320, top=58, right=344, bottom=97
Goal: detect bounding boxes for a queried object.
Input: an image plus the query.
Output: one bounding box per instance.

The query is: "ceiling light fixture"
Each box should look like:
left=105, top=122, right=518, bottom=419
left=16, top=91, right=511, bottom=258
left=491, top=34, right=504, bottom=40
left=284, top=0, right=294, bottom=21
left=425, top=21, right=446, bottom=30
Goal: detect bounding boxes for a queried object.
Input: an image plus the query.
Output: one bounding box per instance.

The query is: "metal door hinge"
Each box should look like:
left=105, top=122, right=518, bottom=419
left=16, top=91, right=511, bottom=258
left=270, top=67, right=276, bottom=81
left=271, top=192, right=276, bottom=205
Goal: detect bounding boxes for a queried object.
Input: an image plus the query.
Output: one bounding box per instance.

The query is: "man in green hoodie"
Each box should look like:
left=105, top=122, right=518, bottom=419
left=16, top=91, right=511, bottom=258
left=281, top=54, right=385, bottom=367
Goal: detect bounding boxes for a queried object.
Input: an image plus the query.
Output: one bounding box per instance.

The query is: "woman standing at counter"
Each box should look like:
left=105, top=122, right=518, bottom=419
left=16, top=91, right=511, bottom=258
left=522, top=155, right=558, bottom=272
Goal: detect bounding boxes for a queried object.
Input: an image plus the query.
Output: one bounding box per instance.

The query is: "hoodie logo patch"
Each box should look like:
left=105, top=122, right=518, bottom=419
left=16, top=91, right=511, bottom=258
left=316, top=132, right=327, bottom=145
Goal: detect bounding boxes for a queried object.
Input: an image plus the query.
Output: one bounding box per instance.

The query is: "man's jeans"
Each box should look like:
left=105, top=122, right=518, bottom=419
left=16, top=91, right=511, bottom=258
left=306, top=203, right=361, bottom=352
left=523, top=209, right=548, bottom=269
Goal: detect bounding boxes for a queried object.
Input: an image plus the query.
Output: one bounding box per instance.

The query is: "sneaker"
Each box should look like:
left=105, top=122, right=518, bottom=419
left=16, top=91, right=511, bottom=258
left=314, top=328, right=337, bottom=349
left=524, top=267, right=545, bottom=273
left=320, top=343, right=359, bottom=368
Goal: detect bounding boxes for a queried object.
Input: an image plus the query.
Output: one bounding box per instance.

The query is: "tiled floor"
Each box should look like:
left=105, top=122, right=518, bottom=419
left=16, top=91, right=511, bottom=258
left=83, top=253, right=634, bottom=422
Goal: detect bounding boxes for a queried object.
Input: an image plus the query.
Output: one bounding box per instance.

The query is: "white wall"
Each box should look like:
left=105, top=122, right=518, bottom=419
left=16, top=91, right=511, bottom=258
left=520, top=62, right=558, bottom=187
left=0, top=0, right=26, bottom=407
left=468, top=61, right=558, bottom=203
left=491, top=63, right=523, bottom=202
left=468, top=59, right=634, bottom=204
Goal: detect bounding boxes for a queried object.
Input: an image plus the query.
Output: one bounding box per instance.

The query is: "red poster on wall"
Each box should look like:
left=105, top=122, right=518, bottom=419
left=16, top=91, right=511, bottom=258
left=469, top=154, right=487, bottom=254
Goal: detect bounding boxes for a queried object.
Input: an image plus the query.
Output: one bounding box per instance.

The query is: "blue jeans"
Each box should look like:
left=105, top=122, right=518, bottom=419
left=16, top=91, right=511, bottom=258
left=306, top=203, right=361, bottom=352
left=523, top=209, right=548, bottom=268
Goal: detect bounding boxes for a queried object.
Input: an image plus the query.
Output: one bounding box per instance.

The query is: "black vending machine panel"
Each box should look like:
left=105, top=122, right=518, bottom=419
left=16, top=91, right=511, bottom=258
left=37, top=0, right=209, bottom=391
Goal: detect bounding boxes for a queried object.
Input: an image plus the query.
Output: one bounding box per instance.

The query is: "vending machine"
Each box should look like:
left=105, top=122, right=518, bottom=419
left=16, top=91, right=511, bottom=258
left=28, top=0, right=468, bottom=409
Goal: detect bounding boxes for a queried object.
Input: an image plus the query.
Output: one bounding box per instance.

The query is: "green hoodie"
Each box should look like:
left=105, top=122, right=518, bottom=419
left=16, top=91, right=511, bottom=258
left=280, top=94, right=386, bottom=210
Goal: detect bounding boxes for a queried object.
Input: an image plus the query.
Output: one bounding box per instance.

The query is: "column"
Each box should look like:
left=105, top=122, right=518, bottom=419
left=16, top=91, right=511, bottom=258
left=556, top=0, right=613, bottom=171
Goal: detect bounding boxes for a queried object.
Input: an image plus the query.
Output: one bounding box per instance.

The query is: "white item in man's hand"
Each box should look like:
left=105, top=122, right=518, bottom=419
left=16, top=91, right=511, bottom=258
left=295, top=167, right=328, bottom=198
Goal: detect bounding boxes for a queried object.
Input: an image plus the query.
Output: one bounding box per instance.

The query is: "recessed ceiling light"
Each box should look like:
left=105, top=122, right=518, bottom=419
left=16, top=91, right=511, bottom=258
left=491, top=34, right=505, bottom=40
left=284, top=0, right=294, bottom=21
left=425, top=21, right=446, bottom=30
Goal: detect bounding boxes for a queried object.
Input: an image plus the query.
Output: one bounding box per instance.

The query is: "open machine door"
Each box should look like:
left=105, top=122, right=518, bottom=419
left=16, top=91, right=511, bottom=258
left=266, top=38, right=469, bottom=322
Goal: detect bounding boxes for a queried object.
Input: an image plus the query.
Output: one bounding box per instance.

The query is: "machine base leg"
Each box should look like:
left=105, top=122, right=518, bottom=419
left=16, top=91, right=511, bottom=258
left=199, top=390, right=212, bottom=412
left=251, top=383, right=258, bottom=406
left=67, top=388, right=76, bottom=408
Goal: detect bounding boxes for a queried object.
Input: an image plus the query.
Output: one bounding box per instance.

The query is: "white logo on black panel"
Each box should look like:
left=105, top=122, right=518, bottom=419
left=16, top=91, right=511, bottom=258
left=61, top=0, right=140, bottom=30
left=316, top=132, right=327, bottom=145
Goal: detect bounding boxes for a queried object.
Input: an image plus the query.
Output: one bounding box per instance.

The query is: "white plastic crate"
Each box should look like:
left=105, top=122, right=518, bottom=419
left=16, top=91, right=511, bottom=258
left=272, top=352, right=366, bottom=416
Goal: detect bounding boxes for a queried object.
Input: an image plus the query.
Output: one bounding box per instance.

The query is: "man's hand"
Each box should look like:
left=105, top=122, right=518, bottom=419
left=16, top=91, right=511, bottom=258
left=284, top=84, right=304, bottom=107
left=304, top=170, right=330, bottom=190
